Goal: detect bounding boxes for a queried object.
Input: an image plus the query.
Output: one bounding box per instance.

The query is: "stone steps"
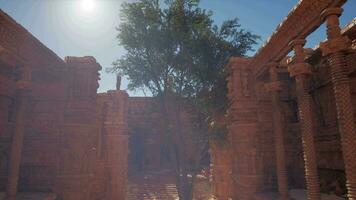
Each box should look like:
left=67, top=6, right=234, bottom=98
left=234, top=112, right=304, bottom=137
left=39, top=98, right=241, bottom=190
left=126, top=171, right=179, bottom=200
left=255, top=190, right=345, bottom=200
left=0, top=192, right=58, bottom=200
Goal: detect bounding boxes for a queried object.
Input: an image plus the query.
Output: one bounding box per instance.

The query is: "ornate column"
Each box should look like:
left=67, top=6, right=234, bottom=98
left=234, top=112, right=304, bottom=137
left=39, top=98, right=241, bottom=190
left=210, top=114, right=233, bottom=200
left=265, top=63, right=290, bottom=200
left=320, top=7, right=356, bottom=199
left=6, top=67, right=31, bottom=200
left=104, top=89, right=129, bottom=200
left=227, top=57, right=263, bottom=199
left=288, top=39, right=321, bottom=200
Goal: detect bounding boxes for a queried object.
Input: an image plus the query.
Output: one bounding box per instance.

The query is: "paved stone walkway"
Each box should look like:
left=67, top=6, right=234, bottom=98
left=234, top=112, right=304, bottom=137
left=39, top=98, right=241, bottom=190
left=289, top=189, right=345, bottom=200
left=255, top=190, right=345, bottom=200
left=0, top=186, right=344, bottom=200
left=125, top=171, right=346, bottom=200
left=126, top=170, right=179, bottom=200
left=0, top=192, right=58, bottom=200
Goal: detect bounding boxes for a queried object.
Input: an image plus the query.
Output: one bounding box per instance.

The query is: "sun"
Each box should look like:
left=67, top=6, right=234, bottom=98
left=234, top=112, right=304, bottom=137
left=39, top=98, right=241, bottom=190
left=80, top=0, right=95, bottom=13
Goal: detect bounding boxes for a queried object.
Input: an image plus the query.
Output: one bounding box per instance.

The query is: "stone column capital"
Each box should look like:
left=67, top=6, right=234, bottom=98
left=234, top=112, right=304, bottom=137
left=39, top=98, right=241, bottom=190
left=320, top=36, right=351, bottom=56
left=288, top=63, right=312, bottom=77
left=319, top=6, right=351, bottom=56
left=289, top=39, right=307, bottom=64
left=288, top=39, right=306, bottom=48
left=320, top=7, right=343, bottom=22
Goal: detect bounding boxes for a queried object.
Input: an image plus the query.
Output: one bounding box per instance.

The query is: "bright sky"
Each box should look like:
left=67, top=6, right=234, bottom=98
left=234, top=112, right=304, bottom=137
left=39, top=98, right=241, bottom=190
left=0, top=0, right=355, bottom=96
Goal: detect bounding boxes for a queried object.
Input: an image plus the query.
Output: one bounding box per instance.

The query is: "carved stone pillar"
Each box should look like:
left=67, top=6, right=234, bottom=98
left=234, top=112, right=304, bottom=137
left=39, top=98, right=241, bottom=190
left=6, top=67, right=31, bottom=200
left=90, top=94, right=110, bottom=200
left=320, top=7, right=356, bottom=199
left=60, top=56, right=102, bottom=200
left=227, top=57, right=262, bottom=199
left=288, top=39, right=321, bottom=200
left=210, top=114, right=233, bottom=200
left=265, top=63, right=290, bottom=200
left=104, top=90, right=129, bottom=200
left=210, top=141, right=233, bottom=200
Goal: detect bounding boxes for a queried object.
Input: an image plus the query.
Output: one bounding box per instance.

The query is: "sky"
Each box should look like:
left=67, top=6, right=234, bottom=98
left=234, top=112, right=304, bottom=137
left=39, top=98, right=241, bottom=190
left=0, top=0, right=355, bottom=96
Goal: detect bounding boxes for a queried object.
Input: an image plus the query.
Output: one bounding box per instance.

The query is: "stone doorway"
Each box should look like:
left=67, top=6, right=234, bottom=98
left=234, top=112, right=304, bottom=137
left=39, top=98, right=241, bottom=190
left=128, top=119, right=173, bottom=174
left=126, top=97, right=178, bottom=199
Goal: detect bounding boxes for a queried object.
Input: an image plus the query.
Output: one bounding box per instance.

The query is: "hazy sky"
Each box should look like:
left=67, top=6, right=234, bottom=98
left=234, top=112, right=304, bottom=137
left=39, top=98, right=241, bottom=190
left=0, top=0, right=355, bottom=95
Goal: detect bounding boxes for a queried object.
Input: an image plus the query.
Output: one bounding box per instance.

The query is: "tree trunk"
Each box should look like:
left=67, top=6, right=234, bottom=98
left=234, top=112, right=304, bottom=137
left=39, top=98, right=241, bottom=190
left=156, top=92, right=210, bottom=200
left=157, top=93, right=195, bottom=200
left=173, top=101, right=195, bottom=200
left=156, top=94, right=185, bottom=198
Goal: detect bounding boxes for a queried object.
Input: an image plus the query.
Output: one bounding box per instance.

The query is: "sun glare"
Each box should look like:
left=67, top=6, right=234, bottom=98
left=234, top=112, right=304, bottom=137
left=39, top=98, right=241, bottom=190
left=81, top=0, right=95, bottom=13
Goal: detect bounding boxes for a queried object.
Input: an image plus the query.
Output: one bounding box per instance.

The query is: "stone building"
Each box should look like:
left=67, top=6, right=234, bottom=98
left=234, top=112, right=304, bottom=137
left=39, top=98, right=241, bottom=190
left=210, top=0, right=356, bottom=199
left=0, top=9, right=196, bottom=200
left=0, top=10, right=129, bottom=200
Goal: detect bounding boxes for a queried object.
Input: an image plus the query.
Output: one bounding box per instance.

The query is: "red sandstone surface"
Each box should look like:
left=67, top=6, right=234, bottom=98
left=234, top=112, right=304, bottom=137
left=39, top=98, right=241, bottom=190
left=1, top=0, right=356, bottom=199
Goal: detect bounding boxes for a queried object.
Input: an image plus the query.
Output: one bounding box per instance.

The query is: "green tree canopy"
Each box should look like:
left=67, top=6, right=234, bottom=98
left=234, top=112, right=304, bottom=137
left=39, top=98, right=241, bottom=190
left=110, top=0, right=259, bottom=111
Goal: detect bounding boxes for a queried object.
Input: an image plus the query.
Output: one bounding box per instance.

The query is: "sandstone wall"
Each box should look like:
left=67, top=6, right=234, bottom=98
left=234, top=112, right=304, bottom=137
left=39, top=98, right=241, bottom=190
left=0, top=9, right=69, bottom=193
left=0, top=10, right=128, bottom=200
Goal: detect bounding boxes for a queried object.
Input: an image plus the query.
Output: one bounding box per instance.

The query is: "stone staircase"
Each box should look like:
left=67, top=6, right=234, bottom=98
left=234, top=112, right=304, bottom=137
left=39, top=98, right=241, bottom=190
left=0, top=192, right=58, bottom=200
left=126, top=170, right=179, bottom=200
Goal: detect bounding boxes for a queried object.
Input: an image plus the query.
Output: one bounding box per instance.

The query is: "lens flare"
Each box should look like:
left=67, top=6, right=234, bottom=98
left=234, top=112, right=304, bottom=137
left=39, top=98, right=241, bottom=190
left=81, top=0, right=95, bottom=13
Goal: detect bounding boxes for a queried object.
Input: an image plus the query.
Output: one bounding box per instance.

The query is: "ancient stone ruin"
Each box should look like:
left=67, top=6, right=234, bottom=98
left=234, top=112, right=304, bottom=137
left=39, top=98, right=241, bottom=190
left=0, top=0, right=356, bottom=199
left=0, top=10, right=129, bottom=200
left=211, top=0, right=356, bottom=199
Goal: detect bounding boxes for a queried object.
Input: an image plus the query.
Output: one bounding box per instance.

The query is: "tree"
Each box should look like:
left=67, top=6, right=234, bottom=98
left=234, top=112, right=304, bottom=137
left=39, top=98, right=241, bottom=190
left=109, top=0, right=259, bottom=199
